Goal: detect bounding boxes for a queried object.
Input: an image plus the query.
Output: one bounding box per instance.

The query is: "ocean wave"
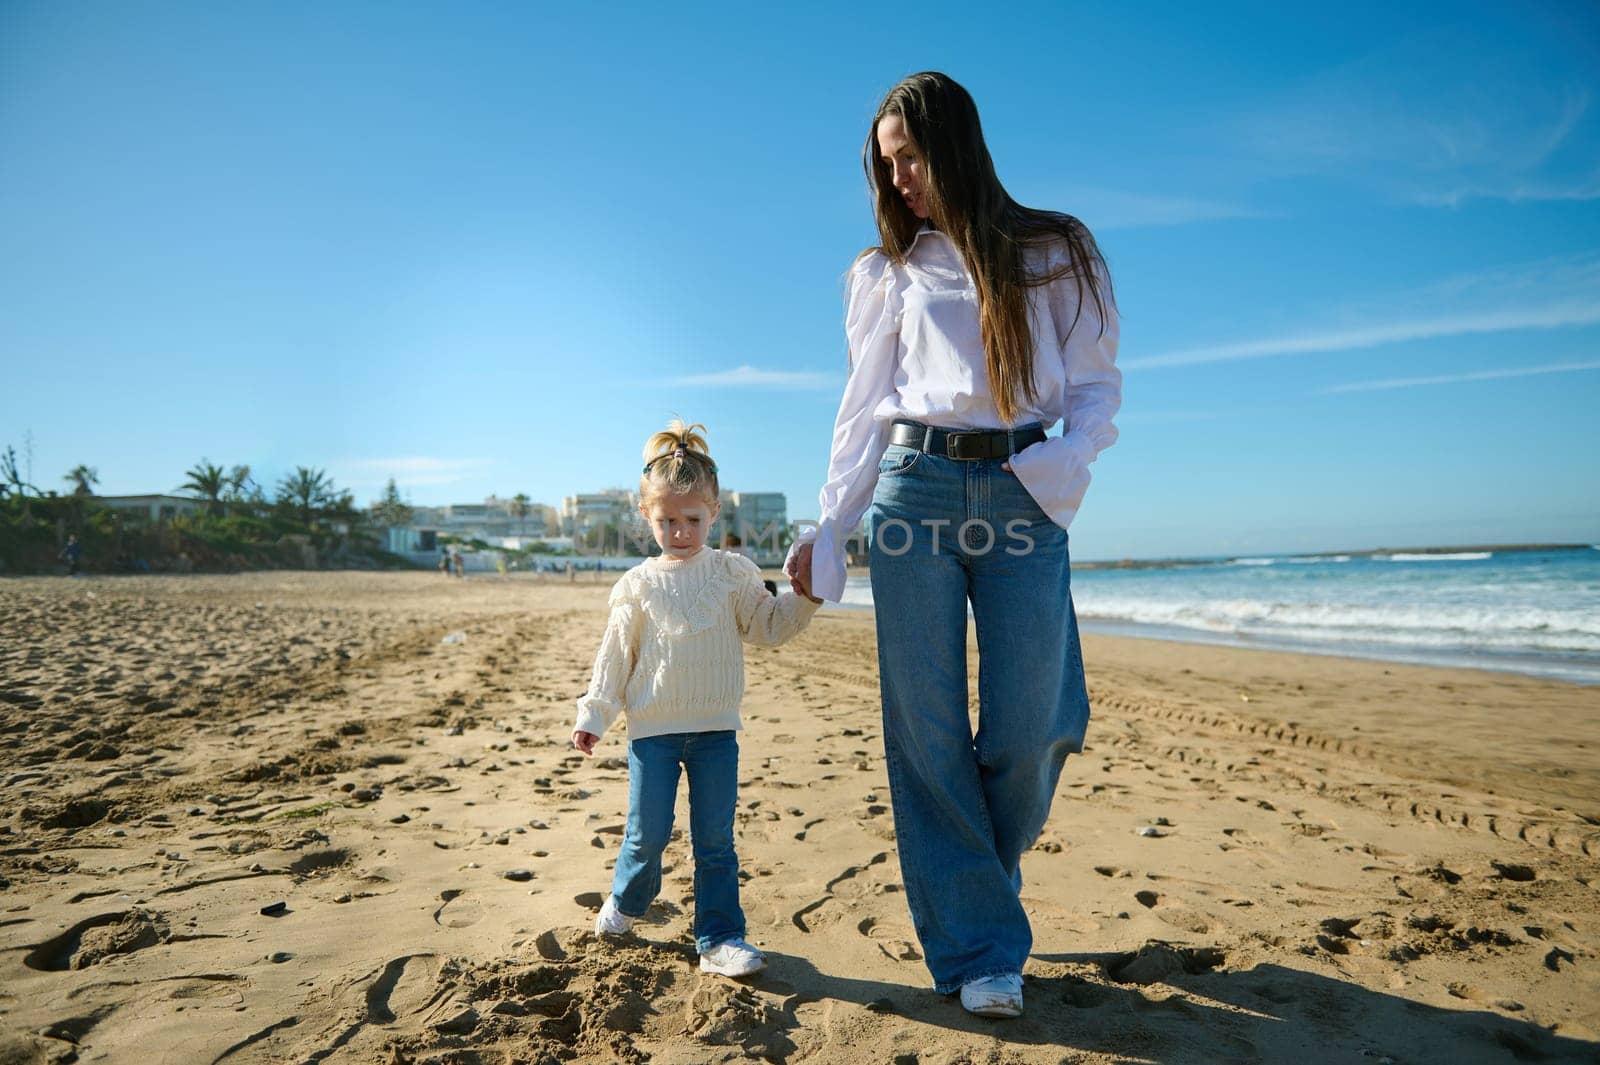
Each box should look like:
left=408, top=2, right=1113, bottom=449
left=1072, top=594, right=1600, bottom=654
left=1378, top=552, right=1493, bottom=562
left=1228, top=554, right=1355, bottom=566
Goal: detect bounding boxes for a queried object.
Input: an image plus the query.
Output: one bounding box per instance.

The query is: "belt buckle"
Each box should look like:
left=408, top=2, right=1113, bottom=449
left=945, top=431, right=980, bottom=460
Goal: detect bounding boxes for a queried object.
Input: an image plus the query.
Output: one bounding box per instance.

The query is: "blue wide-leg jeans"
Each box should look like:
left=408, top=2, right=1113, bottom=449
left=868, top=439, right=1091, bottom=994
left=609, top=730, right=745, bottom=954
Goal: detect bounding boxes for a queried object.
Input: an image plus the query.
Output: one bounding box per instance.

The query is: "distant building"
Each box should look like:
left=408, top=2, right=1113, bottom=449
left=98, top=494, right=204, bottom=523
left=491, top=498, right=557, bottom=536
left=410, top=497, right=561, bottom=542
left=719, top=491, right=788, bottom=562
left=560, top=490, right=636, bottom=537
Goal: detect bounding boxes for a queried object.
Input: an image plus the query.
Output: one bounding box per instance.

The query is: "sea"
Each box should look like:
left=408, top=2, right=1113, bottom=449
left=836, top=545, right=1600, bottom=685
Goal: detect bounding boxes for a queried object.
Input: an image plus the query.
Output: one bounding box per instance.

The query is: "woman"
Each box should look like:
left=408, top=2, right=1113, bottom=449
left=785, top=71, right=1120, bottom=1018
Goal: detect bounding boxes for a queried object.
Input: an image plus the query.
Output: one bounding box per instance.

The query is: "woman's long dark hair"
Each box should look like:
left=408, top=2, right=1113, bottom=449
left=864, top=71, right=1113, bottom=424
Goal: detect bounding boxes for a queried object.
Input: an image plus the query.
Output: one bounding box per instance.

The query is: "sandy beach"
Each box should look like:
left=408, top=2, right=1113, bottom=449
left=1, top=570, right=1596, bottom=1065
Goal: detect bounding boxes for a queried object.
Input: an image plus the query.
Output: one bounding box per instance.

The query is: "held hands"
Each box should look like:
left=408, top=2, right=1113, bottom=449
left=571, top=730, right=598, bottom=755
left=784, top=541, right=822, bottom=604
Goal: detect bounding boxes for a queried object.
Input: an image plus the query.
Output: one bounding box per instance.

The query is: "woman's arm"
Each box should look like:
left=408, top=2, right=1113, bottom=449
left=788, top=251, right=902, bottom=601
left=1006, top=255, right=1121, bottom=527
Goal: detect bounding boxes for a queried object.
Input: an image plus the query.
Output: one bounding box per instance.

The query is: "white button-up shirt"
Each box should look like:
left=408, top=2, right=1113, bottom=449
left=797, top=226, right=1122, bottom=602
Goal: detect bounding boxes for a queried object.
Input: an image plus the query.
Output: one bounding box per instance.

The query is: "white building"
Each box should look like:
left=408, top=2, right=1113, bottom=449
left=98, top=494, right=205, bottom=523
left=718, top=491, right=789, bottom=562
left=560, top=489, right=636, bottom=537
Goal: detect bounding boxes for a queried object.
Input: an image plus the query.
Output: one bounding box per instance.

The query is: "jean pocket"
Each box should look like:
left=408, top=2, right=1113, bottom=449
left=876, top=443, right=923, bottom=478
left=995, top=467, right=1051, bottom=525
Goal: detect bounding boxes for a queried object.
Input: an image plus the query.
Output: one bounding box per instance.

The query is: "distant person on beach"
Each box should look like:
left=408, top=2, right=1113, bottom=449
left=785, top=72, right=1120, bottom=1018
left=571, top=419, right=821, bottom=978
left=726, top=532, right=778, bottom=597
left=59, top=535, right=83, bottom=576
left=451, top=548, right=465, bottom=578
left=439, top=548, right=451, bottom=576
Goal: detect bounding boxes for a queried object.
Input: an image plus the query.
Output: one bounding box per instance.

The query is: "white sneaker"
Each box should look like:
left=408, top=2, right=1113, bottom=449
left=699, top=938, right=767, bottom=977
left=960, top=973, right=1023, bottom=1018
left=594, top=895, right=634, bottom=936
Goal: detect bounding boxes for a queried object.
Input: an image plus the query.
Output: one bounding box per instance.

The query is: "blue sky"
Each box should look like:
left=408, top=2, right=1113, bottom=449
left=2, top=1, right=1597, bottom=560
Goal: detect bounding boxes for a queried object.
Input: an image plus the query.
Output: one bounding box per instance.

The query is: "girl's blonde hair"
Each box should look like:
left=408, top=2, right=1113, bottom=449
left=639, top=419, right=719, bottom=508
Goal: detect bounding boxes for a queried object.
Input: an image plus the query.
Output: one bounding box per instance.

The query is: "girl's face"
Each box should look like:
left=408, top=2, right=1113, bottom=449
left=641, top=493, right=719, bottom=560
left=876, top=113, right=930, bottom=220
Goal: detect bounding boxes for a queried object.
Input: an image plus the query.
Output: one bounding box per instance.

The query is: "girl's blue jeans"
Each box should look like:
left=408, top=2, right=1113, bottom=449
left=610, top=729, right=745, bottom=954
left=867, top=440, right=1091, bottom=994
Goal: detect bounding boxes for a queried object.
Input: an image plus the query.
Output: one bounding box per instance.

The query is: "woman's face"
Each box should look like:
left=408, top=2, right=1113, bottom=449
left=876, top=113, right=930, bottom=220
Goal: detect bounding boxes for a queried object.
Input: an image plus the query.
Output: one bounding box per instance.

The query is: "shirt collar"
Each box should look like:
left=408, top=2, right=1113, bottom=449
left=906, top=224, right=946, bottom=255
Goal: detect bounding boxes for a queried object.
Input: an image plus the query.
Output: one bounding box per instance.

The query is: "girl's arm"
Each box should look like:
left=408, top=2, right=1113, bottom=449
left=731, top=555, right=821, bottom=648
left=573, top=586, right=643, bottom=743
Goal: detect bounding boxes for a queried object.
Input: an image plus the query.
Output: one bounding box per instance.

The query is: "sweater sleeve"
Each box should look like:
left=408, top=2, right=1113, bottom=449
left=573, top=579, right=644, bottom=740
left=1007, top=250, right=1121, bottom=530
left=729, top=554, right=821, bottom=648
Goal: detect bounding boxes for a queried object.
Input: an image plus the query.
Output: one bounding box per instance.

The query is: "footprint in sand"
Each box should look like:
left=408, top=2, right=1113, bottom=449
left=794, top=818, right=825, bottom=842
left=791, top=854, right=892, bottom=933
left=365, top=953, right=443, bottom=1022
left=433, top=889, right=483, bottom=928
left=534, top=929, right=568, bottom=961
left=24, top=909, right=173, bottom=971
left=1105, top=942, right=1227, bottom=984
left=857, top=916, right=921, bottom=961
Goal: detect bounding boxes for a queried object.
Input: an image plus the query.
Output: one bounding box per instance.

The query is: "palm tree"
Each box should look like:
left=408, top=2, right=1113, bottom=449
left=180, top=461, right=229, bottom=515
left=371, top=478, right=414, bottom=527
left=223, top=464, right=255, bottom=501
left=276, top=467, right=335, bottom=526
left=64, top=465, right=98, bottom=496
left=511, top=493, right=531, bottom=535
left=2, top=446, right=35, bottom=517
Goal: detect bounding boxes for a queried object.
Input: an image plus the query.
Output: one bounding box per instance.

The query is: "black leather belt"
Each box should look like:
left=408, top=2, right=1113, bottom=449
left=887, top=419, right=1047, bottom=460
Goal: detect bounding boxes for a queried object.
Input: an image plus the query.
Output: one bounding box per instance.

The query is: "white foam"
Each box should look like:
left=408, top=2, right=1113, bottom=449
left=1378, top=552, right=1492, bottom=562
left=1073, top=593, right=1600, bottom=654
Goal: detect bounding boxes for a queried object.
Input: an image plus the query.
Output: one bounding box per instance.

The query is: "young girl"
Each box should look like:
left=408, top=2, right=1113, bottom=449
left=571, top=419, right=821, bottom=977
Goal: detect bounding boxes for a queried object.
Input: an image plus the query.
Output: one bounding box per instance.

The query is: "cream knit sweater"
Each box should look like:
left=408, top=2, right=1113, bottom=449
left=573, top=548, right=821, bottom=742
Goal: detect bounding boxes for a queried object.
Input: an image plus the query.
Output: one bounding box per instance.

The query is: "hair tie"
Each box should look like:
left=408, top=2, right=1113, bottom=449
left=640, top=451, right=718, bottom=475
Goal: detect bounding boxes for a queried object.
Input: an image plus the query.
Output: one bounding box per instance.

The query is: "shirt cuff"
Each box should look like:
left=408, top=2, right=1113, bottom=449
left=809, top=517, right=849, bottom=602
left=1006, top=434, right=1094, bottom=531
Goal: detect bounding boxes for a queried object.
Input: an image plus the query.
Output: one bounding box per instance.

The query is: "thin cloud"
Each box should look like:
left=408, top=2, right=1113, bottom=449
left=665, top=365, right=838, bottom=389
left=1322, top=359, right=1600, bottom=394
left=1226, top=32, right=1598, bottom=208
left=329, top=456, right=492, bottom=489
left=1064, top=188, right=1266, bottom=230
left=1127, top=304, right=1600, bottom=371
left=1413, top=173, right=1600, bottom=208
left=1116, top=409, right=1234, bottom=425
left=1128, top=254, right=1600, bottom=371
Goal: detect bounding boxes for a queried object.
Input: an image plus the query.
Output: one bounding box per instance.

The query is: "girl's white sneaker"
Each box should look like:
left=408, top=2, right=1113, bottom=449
left=960, top=973, right=1023, bottom=1018
left=699, top=938, right=766, bottom=977
left=595, top=895, right=634, bottom=936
